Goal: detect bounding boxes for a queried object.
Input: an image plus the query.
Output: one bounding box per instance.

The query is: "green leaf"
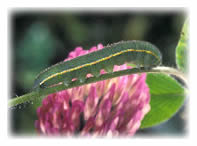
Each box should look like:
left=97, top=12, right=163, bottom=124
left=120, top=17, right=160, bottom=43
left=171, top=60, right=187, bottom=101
left=175, top=19, right=189, bottom=73
left=140, top=73, right=185, bottom=129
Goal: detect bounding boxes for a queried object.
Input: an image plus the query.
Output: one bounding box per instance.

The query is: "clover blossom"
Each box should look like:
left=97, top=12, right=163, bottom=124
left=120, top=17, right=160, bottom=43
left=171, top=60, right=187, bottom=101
left=35, top=44, right=150, bottom=136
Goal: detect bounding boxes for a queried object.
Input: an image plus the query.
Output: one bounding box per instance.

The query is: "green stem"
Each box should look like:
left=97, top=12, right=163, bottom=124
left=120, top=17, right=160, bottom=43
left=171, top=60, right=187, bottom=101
left=8, top=66, right=187, bottom=108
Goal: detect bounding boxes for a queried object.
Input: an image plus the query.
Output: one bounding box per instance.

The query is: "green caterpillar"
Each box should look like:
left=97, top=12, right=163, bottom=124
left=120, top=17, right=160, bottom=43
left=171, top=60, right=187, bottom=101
left=33, top=40, right=162, bottom=90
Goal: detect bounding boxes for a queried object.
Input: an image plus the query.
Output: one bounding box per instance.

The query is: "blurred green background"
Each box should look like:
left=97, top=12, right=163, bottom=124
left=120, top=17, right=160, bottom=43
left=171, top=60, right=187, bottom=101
left=10, top=9, right=187, bottom=136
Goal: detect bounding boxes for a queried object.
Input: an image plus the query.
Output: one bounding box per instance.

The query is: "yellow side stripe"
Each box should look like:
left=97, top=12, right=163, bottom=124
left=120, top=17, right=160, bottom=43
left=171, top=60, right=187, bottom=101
left=40, top=49, right=160, bottom=85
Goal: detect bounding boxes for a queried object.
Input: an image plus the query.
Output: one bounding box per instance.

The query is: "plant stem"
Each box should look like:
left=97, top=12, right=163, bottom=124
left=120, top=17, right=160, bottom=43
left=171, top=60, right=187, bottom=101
left=8, top=66, right=187, bottom=108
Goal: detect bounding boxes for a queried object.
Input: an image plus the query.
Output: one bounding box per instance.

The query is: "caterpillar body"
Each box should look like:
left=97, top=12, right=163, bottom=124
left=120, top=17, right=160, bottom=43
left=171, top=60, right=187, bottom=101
left=33, top=40, right=162, bottom=90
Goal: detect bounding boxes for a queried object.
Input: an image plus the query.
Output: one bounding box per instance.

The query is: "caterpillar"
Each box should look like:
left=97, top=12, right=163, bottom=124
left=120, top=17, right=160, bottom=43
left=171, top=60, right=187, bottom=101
left=33, top=40, right=162, bottom=90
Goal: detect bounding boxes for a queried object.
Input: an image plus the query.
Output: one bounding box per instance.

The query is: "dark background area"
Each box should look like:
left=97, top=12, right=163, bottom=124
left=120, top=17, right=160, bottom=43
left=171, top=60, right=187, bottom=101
left=10, top=9, right=187, bottom=136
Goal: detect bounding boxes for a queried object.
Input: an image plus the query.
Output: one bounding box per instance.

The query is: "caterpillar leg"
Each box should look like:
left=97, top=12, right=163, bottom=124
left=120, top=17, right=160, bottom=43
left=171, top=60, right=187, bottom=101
left=92, top=70, right=101, bottom=77
left=78, top=72, right=87, bottom=83
left=63, top=80, right=70, bottom=87
left=79, top=77, right=86, bottom=83
left=143, top=53, right=152, bottom=70
left=90, top=64, right=101, bottom=77
left=63, top=77, right=72, bottom=87
left=104, top=65, right=114, bottom=73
